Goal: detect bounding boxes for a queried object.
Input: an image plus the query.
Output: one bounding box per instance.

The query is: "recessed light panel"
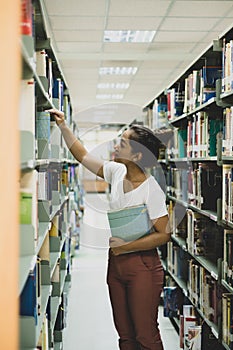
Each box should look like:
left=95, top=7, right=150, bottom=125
left=104, top=30, right=156, bottom=43
left=99, top=67, right=137, bottom=75
left=97, top=83, right=130, bottom=89
left=96, top=94, right=124, bottom=100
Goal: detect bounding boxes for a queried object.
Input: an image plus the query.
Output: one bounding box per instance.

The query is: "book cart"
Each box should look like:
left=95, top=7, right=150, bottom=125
left=20, top=0, right=82, bottom=348
left=143, top=25, right=233, bottom=350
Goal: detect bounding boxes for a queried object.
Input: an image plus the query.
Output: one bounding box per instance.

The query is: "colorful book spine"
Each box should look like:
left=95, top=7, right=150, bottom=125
left=223, top=229, right=233, bottom=286
left=163, top=286, right=179, bottom=317
left=21, top=0, right=33, bottom=36
left=222, top=165, right=233, bottom=223
left=222, top=293, right=233, bottom=348
left=53, top=78, right=64, bottom=111
left=20, top=265, right=38, bottom=324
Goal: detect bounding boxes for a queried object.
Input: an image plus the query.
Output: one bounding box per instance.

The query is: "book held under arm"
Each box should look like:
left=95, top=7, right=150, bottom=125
left=107, top=204, right=151, bottom=242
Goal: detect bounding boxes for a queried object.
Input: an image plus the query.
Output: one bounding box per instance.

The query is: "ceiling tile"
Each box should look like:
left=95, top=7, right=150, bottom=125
left=49, top=16, right=105, bottom=30
left=108, top=0, right=171, bottom=17
left=103, top=43, right=151, bottom=53
left=44, top=0, right=106, bottom=16
left=168, top=1, right=233, bottom=17
left=148, top=42, right=195, bottom=53
left=160, top=17, right=220, bottom=31
left=56, top=42, right=102, bottom=53
left=106, top=17, right=163, bottom=30
left=65, top=69, right=99, bottom=79
left=226, top=8, right=233, bottom=17
left=213, top=18, right=233, bottom=32
left=53, top=30, right=103, bottom=42
left=154, top=30, right=208, bottom=42
left=61, top=60, right=101, bottom=69
left=140, top=60, right=180, bottom=69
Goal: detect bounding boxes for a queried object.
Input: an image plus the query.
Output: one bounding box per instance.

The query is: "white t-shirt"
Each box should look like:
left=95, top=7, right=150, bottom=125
left=103, top=161, right=168, bottom=221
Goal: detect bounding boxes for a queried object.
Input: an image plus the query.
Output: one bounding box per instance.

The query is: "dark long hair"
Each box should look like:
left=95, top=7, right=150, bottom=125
left=128, top=125, right=172, bottom=169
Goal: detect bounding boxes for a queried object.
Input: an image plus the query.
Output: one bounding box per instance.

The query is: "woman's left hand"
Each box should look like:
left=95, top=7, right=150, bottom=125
left=109, top=237, right=127, bottom=256
left=109, top=237, right=126, bottom=247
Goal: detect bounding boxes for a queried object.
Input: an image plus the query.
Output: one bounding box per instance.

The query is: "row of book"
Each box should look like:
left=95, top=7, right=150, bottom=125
left=168, top=163, right=232, bottom=225
left=36, top=48, right=70, bottom=117
left=221, top=38, right=233, bottom=93
left=167, top=162, right=222, bottom=212
left=188, top=260, right=220, bottom=324
left=222, top=292, right=233, bottom=349
left=168, top=201, right=223, bottom=261
left=20, top=164, right=83, bottom=246
left=164, top=285, right=233, bottom=350
left=36, top=291, right=69, bottom=349
left=169, top=200, right=233, bottom=313
left=20, top=222, right=70, bottom=328
left=21, top=0, right=71, bottom=123
left=155, top=61, right=222, bottom=125
left=19, top=80, right=73, bottom=164
left=167, top=242, right=189, bottom=281
left=186, top=114, right=222, bottom=158
left=186, top=209, right=222, bottom=260
left=223, top=229, right=233, bottom=288
left=222, top=164, right=233, bottom=223
left=166, top=113, right=222, bottom=159
left=223, top=107, right=233, bottom=157
left=163, top=293, right=202, bottom=350
left=183, top=63, right=221, bottom=115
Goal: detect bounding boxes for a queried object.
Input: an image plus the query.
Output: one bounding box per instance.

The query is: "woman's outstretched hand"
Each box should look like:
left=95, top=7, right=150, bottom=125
left=47, top=108, right=65, bottom=126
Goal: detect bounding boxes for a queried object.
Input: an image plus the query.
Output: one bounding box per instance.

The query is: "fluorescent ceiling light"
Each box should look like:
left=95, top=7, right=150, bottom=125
left=97, top=83, right=130, bottom=89
left=99, top=67, right=137, bottom=75
left=104, top=30, right=156, bottom=43
left=96, top=94, right=124, bottom=100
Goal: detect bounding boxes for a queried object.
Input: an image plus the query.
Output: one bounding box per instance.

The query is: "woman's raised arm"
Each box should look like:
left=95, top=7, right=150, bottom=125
left=48, top=108, right=104, bottom=178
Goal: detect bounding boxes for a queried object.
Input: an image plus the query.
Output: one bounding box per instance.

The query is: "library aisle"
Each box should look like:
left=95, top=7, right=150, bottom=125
left=63, top=194, right=179, bottom=350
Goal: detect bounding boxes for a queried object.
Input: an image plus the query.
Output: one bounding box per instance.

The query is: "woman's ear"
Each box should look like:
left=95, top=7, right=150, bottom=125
left=133, top=152, right=142, bottom=162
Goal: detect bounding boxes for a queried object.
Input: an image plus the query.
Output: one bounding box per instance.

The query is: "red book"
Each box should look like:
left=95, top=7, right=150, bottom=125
left=21, top=0, right=33, bottom=36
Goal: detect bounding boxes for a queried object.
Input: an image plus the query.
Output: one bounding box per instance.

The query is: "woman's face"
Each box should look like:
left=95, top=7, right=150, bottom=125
left=113, top=129, right=135, bottom=164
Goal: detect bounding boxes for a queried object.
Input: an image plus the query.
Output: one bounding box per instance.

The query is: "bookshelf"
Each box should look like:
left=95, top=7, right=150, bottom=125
left=144, top=25, right=233, bottom=350
left=19, top=0, right=82, bottom=349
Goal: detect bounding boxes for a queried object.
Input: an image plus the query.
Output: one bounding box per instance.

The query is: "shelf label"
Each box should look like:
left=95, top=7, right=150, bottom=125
left=211, top=270, right=218, bottom=280
left=211, top=327, right=218, bottom=339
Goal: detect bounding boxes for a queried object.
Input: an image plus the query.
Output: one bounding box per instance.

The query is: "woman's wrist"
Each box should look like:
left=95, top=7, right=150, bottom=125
left=58, top=120, right=67, bottom=129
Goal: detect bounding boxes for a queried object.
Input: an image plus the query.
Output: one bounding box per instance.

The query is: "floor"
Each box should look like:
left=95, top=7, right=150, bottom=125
left=63, top=194, right=180, bottom=350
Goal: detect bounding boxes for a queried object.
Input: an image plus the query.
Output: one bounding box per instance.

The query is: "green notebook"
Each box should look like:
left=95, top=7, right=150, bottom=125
left=107, top=204, right=151, bottom=242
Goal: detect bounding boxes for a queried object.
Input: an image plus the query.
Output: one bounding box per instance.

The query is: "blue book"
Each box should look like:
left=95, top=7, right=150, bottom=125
left=163, top=286, right=179, bottom=317
left=107, top=204, right=151, bottom=242
left=20, top=265, right=37, bottom=324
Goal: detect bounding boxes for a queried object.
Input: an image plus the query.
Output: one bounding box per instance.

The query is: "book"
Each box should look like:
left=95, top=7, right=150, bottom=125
left=20, top=170, right=38, bottom=242
left=180, top=314, right=197, bottom=349
left=223, top=229, right=233, bottom=286
left=222, top=293, right=233, bottom=348
left=163, top=286, right=179, bottom=317
left=186, top=325, right=202, bottom=350
left=107, top=204, right=151, bottom=242
left=53, top=78, right=64, bottom=110
left=20, top=265, right=37, bottom=323
left=36, top=111, right=51, bottom=140
left=21, top=0, right=33, bottom=36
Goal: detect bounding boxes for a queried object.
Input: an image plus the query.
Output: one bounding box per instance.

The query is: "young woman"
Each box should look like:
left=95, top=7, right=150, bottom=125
left=48, top=108, right=171, bottom=350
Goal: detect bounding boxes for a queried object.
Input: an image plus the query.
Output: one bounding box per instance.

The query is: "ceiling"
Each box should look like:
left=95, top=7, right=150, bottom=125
left=42, top=0, right=233, bottom=129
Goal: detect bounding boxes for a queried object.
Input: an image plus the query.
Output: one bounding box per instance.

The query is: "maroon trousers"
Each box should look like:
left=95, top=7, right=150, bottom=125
left=107, top=249, right=164, bottom=350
